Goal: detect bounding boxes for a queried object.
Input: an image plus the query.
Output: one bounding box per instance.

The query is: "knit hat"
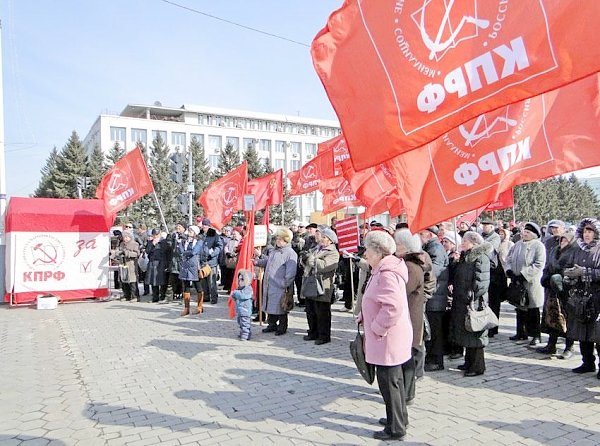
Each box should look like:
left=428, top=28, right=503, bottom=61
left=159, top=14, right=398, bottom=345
left=318, top=227, right=338, bottom=244
left=442, top=230, right=462, bottom=247
left=201, top=218, right=211, bottom=226
left=188, top=225, right=200, bottom=236
left=524, top=222, right=541, bottom=238
left=547, top=219, right=565, bottom=228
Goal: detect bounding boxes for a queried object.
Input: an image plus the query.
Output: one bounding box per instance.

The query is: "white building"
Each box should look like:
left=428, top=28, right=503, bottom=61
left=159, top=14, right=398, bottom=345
left=82, top=103, right=341, bottom=223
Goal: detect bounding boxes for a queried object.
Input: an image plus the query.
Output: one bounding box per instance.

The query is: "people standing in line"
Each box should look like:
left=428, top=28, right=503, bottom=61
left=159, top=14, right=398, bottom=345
left=480, top=220, right=507, bottom=338
left=178, top=225, right=204, bottom=316
left=301, top=227, right=340, bottom=345
left=562, top=218, right=600, bottom=377
left=145, top=229, right=170, bottom=303
left=357, top=230, right=412, bottom=441
left=200, top=218, right=223, bottom=304
left=113, top=231, right=140, bottom=302
left=254, top=228, right=298, bottom=336
left=539, top=231, right=578, bottom=356
left=506, top=222, right=546, bottom=345
left=394, top=229, right=432, bottom=404
left=167, top=223, right=186, bottom=301
left=232, top=269, right=254, bottom=341
left=420, top=226, right=449, bottom=372
left=449, top=231, right=492, bottom=377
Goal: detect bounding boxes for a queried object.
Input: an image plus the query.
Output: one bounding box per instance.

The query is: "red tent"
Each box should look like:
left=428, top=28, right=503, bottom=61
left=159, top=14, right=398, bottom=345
left=4, top=197, right=112, bottom=304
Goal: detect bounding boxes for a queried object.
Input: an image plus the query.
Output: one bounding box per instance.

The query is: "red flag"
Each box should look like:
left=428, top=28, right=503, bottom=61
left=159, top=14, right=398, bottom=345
left=198, top=161, right=247, bottom=230
left=318, top=134, right=348, bottom=177
left=228, top=211, right=255, bottom=319
left=486, top=189, right=514, bottom=211
left=312, top=1, right=600, bottom=170
left=287, top=150, right=331, bottom=196
left=247, top=170, right=283, bottom=210
left=320, top=176, right=363, bottom=215
left=95, top=146, right=154, bottom=217
left=387, top=73, right=600, bottom=232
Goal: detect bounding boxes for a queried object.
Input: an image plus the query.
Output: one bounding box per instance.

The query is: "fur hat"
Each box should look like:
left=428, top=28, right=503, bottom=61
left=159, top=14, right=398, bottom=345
left=306, top=223, right=318, bottom=229
left=524, top=222, right=541, bottom=238
left=318, top=227, right=338, bottom=244
left=274, top=227, right=292, bottom=244
left=442, top=230, right=461, bottom=247
left=188, top=225, right=201, bottom=236
left=547, top=219, right=565, bottom=228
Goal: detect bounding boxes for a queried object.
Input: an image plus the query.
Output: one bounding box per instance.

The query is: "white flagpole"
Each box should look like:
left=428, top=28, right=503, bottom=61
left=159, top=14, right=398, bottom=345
left=152, top=191, right=169, bottom=232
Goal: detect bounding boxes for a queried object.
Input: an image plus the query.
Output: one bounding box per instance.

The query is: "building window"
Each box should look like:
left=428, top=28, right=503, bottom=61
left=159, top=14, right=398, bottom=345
left=209, top=154, right=219, bottom=169
left=172, top=132, right=186, bottom=148
left=110, top=126, right=126, bottom=142
left=260, top=157, right=269, bottom=167
left=290, top=142, right=301, bottom=154
left=275, top=140, right=286, bottom=153
left=226, top=137, right=239, bottom=150
left=243, top=138, right=255, bottom=150
left=208, top=135, right=222, bottom=150
left=152, top=130, right=167, bottom=144
left=190, top=133, right=204, bottom=146
left=131, top=128, right=147, bottom=146
left=275, top=159, right=285, bottom=171
left=290, top=160, right=300, bottom=171
left=305, top=194, right=315, bottom=211
left=306, top=143, right=317, bottom=156
left=260, top=139, right=271, bottom=151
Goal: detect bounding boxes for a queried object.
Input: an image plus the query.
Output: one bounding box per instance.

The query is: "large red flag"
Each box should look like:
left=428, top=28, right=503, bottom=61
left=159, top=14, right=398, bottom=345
left=247, top=170, right=283, bottom=211
left=287, top=150, right=331, bottom=196
left=312, top=1, right=600, bottom=170
left=486, top=189, right=514, bottom=212
left=320, top=176, right=363, bottom=215
left=95, top=146, right=154, bottom=218
left=198, top=161, right=247, bottom=230
left=228, top=211, right=255, bottom=319
left=387, top=73, right=600, bottom=232
left=318, top=134, right=348, bottom=177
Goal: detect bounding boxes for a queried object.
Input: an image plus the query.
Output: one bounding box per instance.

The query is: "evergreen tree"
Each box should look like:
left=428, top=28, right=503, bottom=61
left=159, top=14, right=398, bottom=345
left=84, top=144, right=106, bottom=198
left=148, top=135, right=184, bottom=229
left=52, top=131, right=88, bottom=198
left=106, top=141, right=126, bottom=166
left=213, top=142, right=241, bottom=180
left=244, top=145, right=264, bottom=179
left=34, top=147, right=60, bottom=198
left=187, top=136, right=211, bottom=221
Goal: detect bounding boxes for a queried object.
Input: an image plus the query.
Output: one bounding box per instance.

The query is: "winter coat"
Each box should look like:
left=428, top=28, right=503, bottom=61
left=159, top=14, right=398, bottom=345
left=506, top=238, right=546, bottom=308
left=177, top=238, right=204, bottom=282
left=353, top=258, right=371, bottom=317
left=497, top=228, right=514, bottom=271
left=255, top=244, right=297, bottom=315
left=200, top=228, right=223, bottom=267
left=423, top=238, right=449, bottom=312
left=145, top=239, right=169, bottom=286
left=114, top=238, right=140, bottom=283
left=449, top=242, right=491, bottom=348
left=232, top=272, right=254, bottom=318
left=360, top=255, right=412, bottom=366
left=400, top=252, right=429, bottom=348
left=562, top=218, right=600, bottom=343
left=301, top=244, right=340, bottom=303
left=168, top=232, right=185, bottom=274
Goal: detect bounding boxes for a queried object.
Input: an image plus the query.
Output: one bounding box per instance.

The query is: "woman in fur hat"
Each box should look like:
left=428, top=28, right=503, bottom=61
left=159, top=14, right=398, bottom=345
left=448, top=231, right=492, bottom=377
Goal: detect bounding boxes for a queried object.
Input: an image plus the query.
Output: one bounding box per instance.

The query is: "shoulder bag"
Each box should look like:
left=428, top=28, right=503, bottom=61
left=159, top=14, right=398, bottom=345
left=198, top=264, right=212, bottom=279
left=349, top=325, right=375, bottom=385
left=465, top=294, right=499, bottom=332
left=280, top=286, right=294, bottom=313
left=506, top=278, right=529, bottom=309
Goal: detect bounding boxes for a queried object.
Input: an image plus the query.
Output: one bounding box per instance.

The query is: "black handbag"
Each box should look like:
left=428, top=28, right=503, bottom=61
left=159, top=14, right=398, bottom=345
left=302, top=274, right=324, bottom=298
left=506, top=278, right=529, bottom=309
left=349, top=325, right=375, bottom=385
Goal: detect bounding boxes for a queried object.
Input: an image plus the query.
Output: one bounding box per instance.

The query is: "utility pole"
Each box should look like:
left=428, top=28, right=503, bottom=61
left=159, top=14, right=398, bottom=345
left=0, top=20, right=7, bottom=297
left=187, top=150, right=194, bottom=227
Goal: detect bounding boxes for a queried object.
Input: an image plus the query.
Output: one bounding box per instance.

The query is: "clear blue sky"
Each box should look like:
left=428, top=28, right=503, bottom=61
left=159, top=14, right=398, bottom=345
left=0, top=0, right=341, bottom=197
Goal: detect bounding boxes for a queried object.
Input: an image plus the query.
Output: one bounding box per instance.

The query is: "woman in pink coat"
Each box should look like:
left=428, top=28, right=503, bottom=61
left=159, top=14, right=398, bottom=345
left=358, top=230, right=412, bottom=441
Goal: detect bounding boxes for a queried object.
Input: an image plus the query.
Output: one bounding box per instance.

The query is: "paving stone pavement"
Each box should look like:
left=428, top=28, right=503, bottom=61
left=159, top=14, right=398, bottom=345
left=1, top=291, right=599, bottom=446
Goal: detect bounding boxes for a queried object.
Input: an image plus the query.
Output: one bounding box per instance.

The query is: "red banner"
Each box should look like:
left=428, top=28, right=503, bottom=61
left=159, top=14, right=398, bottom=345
left=198, top=161, right=247, bottom=230
left=387, top=73, right=600, bottom=232
left=288, top=151, right=331, bottom=196
left=320, top=176, right=363, bottom=215
left=228, top=211, right=255, bottom=319
left=312, top=1, right=600, bottom=170
left=336, top=216, right=360, bottom=253
left=486, top=189, right=514, bottom=211
left=95, top=146, right=154, bottom=218
left=247, top=169, right=283, bottom=211
left=318, top=134, right=348, bottom=177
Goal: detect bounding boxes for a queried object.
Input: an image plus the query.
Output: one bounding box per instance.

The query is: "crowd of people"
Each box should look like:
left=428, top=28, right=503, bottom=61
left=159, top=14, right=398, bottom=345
left=110, top=215, right=600, bottom=441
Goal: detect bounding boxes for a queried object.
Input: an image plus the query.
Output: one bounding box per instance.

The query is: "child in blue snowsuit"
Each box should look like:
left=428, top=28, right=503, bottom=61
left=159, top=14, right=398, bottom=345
left=232, top=269, right=254, bottom=340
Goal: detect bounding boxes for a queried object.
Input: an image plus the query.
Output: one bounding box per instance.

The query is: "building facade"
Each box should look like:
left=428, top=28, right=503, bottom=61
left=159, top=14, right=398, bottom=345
left=82, top=103, right=341, bottom=223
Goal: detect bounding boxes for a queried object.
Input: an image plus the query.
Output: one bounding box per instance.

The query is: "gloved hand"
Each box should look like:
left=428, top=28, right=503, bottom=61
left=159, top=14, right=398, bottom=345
left=550, top=273, right=564, bottom=292
left=564, top=264, right=585, bottom=278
